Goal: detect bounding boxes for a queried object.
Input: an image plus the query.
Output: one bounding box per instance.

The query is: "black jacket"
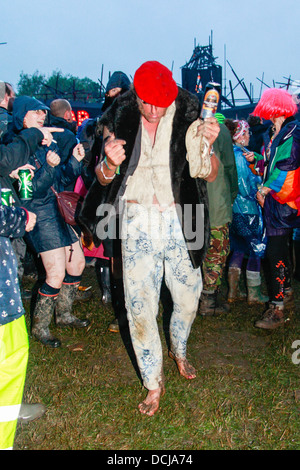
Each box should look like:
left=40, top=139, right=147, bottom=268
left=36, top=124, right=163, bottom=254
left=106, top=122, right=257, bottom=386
left=0, top=128, right=44, bottom=206
left=9, top=96, right=82, bottom=253
left=49, top=115, right=77, bottom=164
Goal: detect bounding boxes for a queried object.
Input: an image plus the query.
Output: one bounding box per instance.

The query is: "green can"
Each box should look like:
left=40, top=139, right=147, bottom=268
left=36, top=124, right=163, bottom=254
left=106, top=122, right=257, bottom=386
left=18, top=169, right=33, bottom=200
left=1, top=188, right=13, bottom=206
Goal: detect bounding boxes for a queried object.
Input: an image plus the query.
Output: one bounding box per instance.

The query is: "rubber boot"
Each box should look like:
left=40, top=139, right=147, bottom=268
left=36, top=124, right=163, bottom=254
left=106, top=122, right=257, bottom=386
left=55, top=282, right=90, bottom=328
left=227, top=267, right=246, bottom=303
left=31, top=292, right=61, bottom=348
left=246, top=270, right=269, bottom=305
left=198, top=289, right=229, bottom=316
left=98, top=265, right=112, bottom=304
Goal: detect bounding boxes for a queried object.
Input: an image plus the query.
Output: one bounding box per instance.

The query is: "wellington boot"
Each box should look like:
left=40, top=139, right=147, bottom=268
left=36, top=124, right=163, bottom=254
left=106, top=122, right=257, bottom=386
left=56, top=282, right=90, bottom=328
left=227, top=267, right=246, bottom=303
left=247, top=285, right=269, bottom=305
left=246, top=271, right=268, bottom=305
left=97, top=265, right=112, bottom=304
left=31, top=293, right=61, bottom=348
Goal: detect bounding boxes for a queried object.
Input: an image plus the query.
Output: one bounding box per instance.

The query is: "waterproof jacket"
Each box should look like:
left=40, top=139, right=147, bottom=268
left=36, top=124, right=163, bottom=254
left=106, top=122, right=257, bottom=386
left=232, top=145, right=262, bottom=217
left=229, top=144, right=265, bottom=256
left=0, top=128, right=44, bottom=207
left=263, top=118, right=300, bottom=235
left=10, top=96, right=82, bottom=253
left=22, top=144, right=82, bottom=252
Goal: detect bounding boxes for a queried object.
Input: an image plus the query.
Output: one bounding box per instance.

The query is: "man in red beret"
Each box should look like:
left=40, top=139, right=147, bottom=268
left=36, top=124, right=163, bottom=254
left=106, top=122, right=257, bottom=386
left=81, top=61, right=220, bottom=416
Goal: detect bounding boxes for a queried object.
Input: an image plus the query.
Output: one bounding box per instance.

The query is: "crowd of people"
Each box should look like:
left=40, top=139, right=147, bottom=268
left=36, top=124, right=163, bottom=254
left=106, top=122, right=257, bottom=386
left=0, top=62, right=299, bottom=448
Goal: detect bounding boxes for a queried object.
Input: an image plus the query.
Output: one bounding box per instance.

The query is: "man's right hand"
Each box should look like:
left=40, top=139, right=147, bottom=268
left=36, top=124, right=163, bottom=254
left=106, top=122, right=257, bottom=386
left=40, top=127, right=64, bottom=146
left=104, top=133, right=126, bottom=171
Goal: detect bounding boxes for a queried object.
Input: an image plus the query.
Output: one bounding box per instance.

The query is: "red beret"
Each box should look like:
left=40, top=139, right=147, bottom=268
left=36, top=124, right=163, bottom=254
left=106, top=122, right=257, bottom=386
left=134, top=61, right=178, bottom=108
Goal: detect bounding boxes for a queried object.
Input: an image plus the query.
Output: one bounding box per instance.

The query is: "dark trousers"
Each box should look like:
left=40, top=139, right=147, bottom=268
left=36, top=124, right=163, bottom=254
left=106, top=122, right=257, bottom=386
left=265, top=233, right=292, bottom=302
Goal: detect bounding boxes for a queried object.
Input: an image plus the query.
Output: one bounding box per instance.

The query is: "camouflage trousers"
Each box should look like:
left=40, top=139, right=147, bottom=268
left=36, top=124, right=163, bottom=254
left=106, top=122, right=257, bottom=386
left=202, top=224, right=230, bottom=291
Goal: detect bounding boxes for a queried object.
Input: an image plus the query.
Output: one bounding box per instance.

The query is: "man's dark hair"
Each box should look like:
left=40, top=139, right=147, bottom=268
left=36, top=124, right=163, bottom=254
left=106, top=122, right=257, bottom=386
left=247, top=115, right=261, bottom=127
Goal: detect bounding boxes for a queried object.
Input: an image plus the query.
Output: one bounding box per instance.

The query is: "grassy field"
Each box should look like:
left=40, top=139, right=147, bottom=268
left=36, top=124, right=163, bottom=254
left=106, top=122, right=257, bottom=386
left=14, top=263, right=300, bottom=451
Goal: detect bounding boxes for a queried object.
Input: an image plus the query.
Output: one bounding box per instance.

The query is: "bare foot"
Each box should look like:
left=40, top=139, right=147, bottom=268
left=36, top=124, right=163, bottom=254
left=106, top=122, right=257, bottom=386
left=138, top=387, right=165, bottom=416
left=169, top=351, right=196, bottom=379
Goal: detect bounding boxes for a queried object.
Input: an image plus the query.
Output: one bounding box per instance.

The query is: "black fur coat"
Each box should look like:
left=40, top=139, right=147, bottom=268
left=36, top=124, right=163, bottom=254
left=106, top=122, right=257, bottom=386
left=79, top=87, right=210, bottom=268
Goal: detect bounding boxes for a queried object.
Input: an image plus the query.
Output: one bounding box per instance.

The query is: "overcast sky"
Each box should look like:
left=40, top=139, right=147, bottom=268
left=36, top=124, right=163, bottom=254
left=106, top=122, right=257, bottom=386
left=1, top=0, right=299, bottom=101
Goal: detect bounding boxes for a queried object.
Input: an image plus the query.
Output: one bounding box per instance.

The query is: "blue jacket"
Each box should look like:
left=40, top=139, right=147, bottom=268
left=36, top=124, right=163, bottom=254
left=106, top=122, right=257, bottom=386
left=232, top=145, right=262, bottom=217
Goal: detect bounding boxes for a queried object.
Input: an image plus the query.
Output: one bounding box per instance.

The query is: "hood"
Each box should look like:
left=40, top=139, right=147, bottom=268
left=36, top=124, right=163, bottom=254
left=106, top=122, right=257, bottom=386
left=13, top=96, right=49, bottom=131
left=49, top=114, right=77, bottom=134
left=105, top=72, right=130, bottom=93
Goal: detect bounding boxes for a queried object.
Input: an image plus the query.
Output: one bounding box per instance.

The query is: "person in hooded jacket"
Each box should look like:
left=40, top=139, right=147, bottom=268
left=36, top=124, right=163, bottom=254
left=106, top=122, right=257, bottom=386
left=1, top=89, right=70, bottom=304
left=9, top=96, right=90, bottom=348
left=101, top=70, right=131, bottom=113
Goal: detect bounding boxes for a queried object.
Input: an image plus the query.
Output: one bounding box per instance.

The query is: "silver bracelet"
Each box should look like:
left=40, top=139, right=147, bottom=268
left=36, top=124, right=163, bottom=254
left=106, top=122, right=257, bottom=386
left=99, top=160, right=115, bottom=180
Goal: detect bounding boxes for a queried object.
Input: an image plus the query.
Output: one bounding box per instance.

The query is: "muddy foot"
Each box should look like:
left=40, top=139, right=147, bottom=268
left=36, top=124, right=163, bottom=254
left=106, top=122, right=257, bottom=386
left=169, top=351, right=196, bottom=379
left=138, top=386, right=165, bottom=416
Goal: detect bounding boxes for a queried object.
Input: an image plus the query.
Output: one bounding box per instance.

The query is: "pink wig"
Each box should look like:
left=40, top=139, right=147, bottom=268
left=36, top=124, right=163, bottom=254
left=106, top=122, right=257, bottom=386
left=252, top=88, right=298, bottom=120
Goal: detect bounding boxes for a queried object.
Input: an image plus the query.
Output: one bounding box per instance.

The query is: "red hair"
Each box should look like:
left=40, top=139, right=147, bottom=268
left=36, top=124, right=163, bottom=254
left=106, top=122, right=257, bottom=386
left=252, top=88, right=298, bottom=120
